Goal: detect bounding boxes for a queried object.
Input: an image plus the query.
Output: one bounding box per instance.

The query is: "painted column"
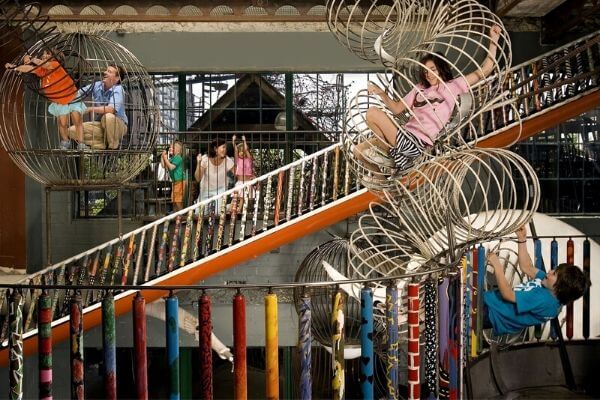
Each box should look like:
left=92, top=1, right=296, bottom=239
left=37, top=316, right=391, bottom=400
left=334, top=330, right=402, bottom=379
left=166, top=293, right=180, bottom=400
left=566, top=238, right=574, bottom=339
left=331, top=290, right=345, bottom=400
left=233, top=291, right=247, bottom=400
left=198, top=293, right=213, bottom=399
left=583, top=238, right=590, bottom=340
left=9, top=290, right=23, bottom=400
left=70, top=291, right=84, bottom=400
left=360, top=287, right=374, bottom=399
left=424, top=280, right=437, bottom=398
left=550, top=238, right=559, bottom=340
left=102, top=293, right=117, bottom=399
left=298, top=294, right=312, bottom=400
left=476, top=245, right=486, bottom=354
left=133, top=293, right=148, bottom=400
left=386, top=283, right=398, bottom=400
left=471, top=247, right=479, bottom=357
left=407, top=283, right=420, bottom=400
left=38, top=291, right=53, bottom=400
left=265, top=293, right=279, bottom=400
left=438, top=277, right=450, bottom=399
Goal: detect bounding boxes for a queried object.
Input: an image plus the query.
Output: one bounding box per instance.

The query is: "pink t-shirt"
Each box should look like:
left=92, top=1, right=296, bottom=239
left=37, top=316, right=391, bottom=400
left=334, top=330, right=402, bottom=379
left=235, top=156, right=254, bottom=176
left=402, top=77, right=469, bottom=145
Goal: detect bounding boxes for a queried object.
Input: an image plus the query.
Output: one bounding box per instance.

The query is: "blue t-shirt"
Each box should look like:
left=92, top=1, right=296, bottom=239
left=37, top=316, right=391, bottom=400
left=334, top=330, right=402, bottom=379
left=80, top=81, right=128, bottom=124
left=483, top=270, right=561, bottom=335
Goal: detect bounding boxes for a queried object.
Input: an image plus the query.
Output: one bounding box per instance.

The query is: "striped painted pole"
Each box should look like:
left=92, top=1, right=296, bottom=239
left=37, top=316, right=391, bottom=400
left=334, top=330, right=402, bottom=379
left=233, top=291, right=247, bottom=400
left=70, top=291, right=84, bottom=400
left=449, top=276, right=459, bottom=400
left=166, top=293, right=180, bottom=400
left=133, top=293, right=148, bottom=400
left=9, top=290, right=23, bottom=400
left=198, top=293, right=213, bottom=399
left=534, top=239, right=544, bottom=340
left=583, top=238, right=590, bottom=340
left=331, top=290, right=345, bottom=400
left=407, top=282, right=420, bottom=400
left=102, top=293, right=117, bottom=400
left=471, top=247, right=478, bottom=357
left=550, top=238, right=559, bottom=340
left=566, top=238, right=574, bottom=339
left=464, top=252, right=472, bottom=362
left=38, top=291, right=53, bottom=400
left=423, top=280, right=437, bottom=398
left=265, top=293, right=279, bottom=400
left=386, top=283, right=398, bottom=400
left=476, top=245, right=486, bottom=354
left=298, top=295, right=312, bottom=400
left=360, top=287, right=374, bottom=399
left=438, top=277, right=450, bottom=398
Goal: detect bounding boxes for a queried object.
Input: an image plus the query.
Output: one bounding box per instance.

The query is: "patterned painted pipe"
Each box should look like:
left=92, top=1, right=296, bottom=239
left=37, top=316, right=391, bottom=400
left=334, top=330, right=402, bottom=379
left=70, top=291, right=84, bottom=400
left=424, top=280, right=437, bottom=398
left=273, top=171, right=285, bottom=226
left=331, top=290, right=345, bottom=400
left=102, top=293, right=117, bottom=399
left=215, top=195, right=228, bottom=251
left=360, top=287, right=374, bottom=399
left=157, top=220, right=170, bottom=276
left=550, top=238, right=559, bottom=339
left=86, top=251, right=101, bottom=306
left=265, top=293, right=279, bottom=400
left=233, top=292, right=247, bottom=400
left=180, top=210, right=194, bottom=267
left=407, top=282, right=420, bottom=400
left=386, top=283, right=398, bottom=400
left=192, top=204, right=205, bottom=261
left=38, top=291, right=53, bottom=400
left=133, top=229, right=146, bottom=285
left=286, top=166, right=295, bottom=222
left=297, top=161, right=306, bottom=216
left=566, top=238, right=574, bottom=339
left=9, top=290, right=24, bottom=400
left=133, top=293, right=148, bottom=400
left=228, top=192, right=239, bottom=247
left=262, top=176, right=273, bottom=232
left=239, top=188, right=249, bottom=241
left=144, top=225, right=157, bottom=283
left=476, top=245, right=486, bottom=354
left=471, top=247, right=479, bottom=357
left=534, top=239, right=544, bottom=340
left=198, top=293, right=213, bottom=399
left=321, top=152, right=328, bottom=207
left=251, top=181, right=261, bottom=236
left=168, top=215, right=182, bottom=272
left=298, top=295, right=312, bottom=400
left=121, top=234, right=136, bottom=285
left=166, top=294, right=180, bottom=400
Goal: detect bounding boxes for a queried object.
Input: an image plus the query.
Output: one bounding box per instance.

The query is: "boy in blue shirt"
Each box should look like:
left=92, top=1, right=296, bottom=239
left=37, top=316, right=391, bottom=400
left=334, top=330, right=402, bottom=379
left=484, top=226, right=589, bottom=335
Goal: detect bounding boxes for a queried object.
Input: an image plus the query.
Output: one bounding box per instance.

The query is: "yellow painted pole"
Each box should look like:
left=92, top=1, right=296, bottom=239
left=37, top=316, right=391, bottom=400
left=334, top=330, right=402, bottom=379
left=265, top=292, right=279, bottom=399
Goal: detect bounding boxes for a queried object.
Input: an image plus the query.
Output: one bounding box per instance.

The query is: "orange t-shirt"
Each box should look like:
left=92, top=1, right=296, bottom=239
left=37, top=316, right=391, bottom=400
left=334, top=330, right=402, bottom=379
left=32, top=60, right=77, bottom=105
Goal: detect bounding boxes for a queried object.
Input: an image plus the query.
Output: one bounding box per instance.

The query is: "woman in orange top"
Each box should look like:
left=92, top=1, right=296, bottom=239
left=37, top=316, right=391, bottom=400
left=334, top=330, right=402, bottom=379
left=5, top=49, right=87, bottom=150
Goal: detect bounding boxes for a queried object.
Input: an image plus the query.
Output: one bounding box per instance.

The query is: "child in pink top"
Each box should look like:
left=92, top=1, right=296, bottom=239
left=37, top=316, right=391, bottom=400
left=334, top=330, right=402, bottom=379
left=232, top=135, right=256, bottom=197
left=355, top=25, right=502, bottom=176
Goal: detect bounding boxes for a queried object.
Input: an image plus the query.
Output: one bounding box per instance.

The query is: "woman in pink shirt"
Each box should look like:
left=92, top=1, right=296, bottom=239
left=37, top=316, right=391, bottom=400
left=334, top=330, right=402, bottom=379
left=356, top=25, right=501, bottom=175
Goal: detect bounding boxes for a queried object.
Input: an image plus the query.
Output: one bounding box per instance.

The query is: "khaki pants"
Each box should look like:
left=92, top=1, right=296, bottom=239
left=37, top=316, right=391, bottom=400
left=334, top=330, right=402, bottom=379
left=68, top=113, right=127, bottom=149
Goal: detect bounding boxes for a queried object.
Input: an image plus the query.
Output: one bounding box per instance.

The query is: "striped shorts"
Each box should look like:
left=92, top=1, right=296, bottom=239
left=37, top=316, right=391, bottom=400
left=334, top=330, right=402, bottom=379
left=389, top=129, right=426, bottom=171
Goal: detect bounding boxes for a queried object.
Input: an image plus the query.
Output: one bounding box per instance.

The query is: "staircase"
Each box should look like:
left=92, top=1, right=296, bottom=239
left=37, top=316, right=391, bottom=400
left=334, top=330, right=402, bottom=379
left=1, top=31, right=599, bottom=364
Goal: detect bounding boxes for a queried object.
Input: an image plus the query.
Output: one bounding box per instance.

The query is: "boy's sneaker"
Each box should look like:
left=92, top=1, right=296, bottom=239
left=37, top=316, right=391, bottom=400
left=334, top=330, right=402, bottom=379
left=360, top=173, right=387, bottom=188
left=363, top=148, right=394, bottom=167
left=76, top=142, right=90, bottom=151
left=59, top=140, right=71, bottom=150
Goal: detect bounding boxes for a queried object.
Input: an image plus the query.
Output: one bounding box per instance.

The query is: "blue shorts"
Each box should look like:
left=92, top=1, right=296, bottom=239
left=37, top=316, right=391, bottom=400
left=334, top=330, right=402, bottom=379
left=48, top=101, right=87, bottom=117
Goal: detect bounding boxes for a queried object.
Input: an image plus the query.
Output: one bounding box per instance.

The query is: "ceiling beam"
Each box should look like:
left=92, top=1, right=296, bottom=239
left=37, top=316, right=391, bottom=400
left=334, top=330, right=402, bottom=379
left=496, top=0, right=528, bottom=16
left=543, top=0, right=600, bottom=42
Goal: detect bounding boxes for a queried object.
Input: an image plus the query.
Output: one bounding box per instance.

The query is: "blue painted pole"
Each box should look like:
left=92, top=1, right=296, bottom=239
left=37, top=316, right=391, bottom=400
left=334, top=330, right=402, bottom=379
left=534, top=239, right=544, bottom=340
left=360, top=287, right=374, bottom=399
left=550, top=238, right=559, bottom=339
left=166, top=293, right=180, bottom=400
left=476, top=244, right=485, bottom=354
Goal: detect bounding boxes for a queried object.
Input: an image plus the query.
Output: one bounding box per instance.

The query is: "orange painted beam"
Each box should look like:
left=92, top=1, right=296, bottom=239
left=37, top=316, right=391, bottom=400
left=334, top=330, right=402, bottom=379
left=0, top=189, right=378, bottom=366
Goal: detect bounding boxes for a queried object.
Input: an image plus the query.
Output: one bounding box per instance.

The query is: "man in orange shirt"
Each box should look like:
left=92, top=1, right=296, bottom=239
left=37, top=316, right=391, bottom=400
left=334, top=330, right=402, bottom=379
left=5, top=49, right=87, bottom=150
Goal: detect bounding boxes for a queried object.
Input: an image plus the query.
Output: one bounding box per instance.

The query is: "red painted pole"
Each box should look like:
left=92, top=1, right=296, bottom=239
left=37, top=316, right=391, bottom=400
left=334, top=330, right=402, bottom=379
left=566, top=238, right=574, bottom=339
left=133, top=293, right=148, bottom=400
left=199, top=293, right=213, bottom=399
left=233, top=291, right=247, bottom=399
left=407, top=282, right=420, bottom=400
left=70, top=291, right=84, bottom=400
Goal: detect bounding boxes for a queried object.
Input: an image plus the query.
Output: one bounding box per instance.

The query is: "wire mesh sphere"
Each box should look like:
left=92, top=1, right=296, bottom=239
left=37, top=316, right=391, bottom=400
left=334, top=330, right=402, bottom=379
left=349, top=148, right=540, bottom=275
left=0, top=31, right=159, bottom=186
left=293, top=238, right=388, bottom=350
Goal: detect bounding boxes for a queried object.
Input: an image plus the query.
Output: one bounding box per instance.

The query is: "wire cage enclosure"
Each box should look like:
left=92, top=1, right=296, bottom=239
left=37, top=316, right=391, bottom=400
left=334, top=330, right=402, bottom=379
left=0, top=31, right=159, bottom=187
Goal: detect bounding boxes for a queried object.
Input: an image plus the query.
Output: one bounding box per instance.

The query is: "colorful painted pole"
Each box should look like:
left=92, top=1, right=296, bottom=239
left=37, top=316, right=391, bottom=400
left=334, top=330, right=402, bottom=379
left=9, top=290, right=23, bottom=400
left=476, top=244, right=486, bottom=354
left=550, top=238, right=559, bottom=340
left=331, top=290, right=345, bottom=400
left=386, top=282, right=398, bottom=400
left=38, top=290, right=53, bottom=400
left=438, top=277, right=450, bottom=399
left=448, top=277, right=458, bottom=400
left=102, top=293, right=117, bottom=400
left=233, top=291, right=247, bottom=400
left=464, top=252, right=472, bottom=362
left=198, top=293, right=213, bottom=399
left=298, top=294, right=312, bottom=400
left=534, top=239, right=544, bottom=340
left=70, top=291, right=84, bottom=400
left=407, top=282, right=420, bottom=400
left=166, top=293, right=180, bottom=400
left=471, top=247, right=478, bottom=357
left=133, top=293, right=148, bottom=400
left=583, top=238, right=590, bottom=340
left=566, top=238, right=574, bottom=339
left=265, top=292, right=279, bottom=400
left=360, top=287, right=374, bottom=399
left=423, top=280, right=437, bottom=398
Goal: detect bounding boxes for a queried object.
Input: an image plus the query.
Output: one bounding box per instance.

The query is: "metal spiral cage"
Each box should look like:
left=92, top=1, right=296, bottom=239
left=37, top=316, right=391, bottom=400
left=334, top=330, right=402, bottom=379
left=0, top=7, right=159, bottom=187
